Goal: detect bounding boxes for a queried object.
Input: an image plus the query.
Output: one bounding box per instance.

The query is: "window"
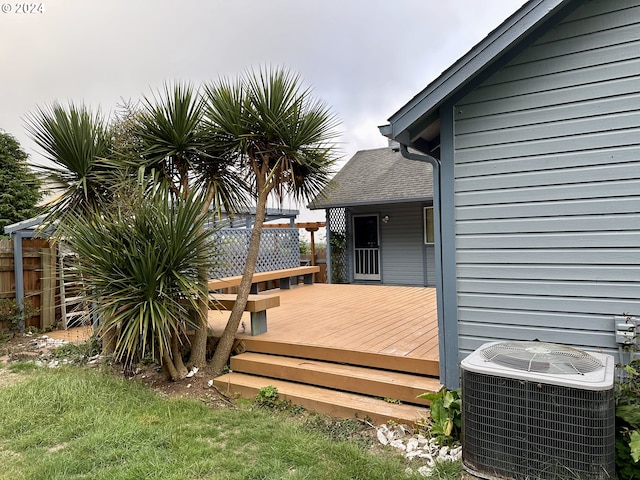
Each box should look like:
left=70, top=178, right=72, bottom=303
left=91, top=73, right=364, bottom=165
left=424, top=207, right=434, bottom=244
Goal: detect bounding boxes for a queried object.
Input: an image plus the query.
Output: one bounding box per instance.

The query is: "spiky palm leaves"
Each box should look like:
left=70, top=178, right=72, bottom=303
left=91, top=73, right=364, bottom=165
left=62, top=186, right=214, bottom=379
left=26, top=103, right=113, bottom=232
left=204, top=67, right=340, bottom=375
left=204, top=68, right=339, bottom=203
left=136, top=82, right=249, bottom=214
left=133, top=82, right=250, bottom=369
left=26, top=70, right=338, bottom=378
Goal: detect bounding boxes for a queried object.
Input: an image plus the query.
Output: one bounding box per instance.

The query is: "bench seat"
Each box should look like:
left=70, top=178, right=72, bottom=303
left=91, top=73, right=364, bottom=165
left=209, top=293, right=280, bottom=335
left=208, top=265, right=320, bottom=293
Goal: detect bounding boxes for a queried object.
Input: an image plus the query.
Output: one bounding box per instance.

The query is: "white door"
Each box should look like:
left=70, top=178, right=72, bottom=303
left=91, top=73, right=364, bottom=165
left=353, top=215, right=380, bottom=280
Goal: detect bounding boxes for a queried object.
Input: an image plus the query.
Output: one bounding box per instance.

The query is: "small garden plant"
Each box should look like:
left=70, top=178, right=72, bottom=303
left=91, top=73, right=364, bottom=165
left=254, top=385, right=297, bottom=412
left=614, top=312, right=640, bottom=479
left=418, top=387, right=462, bottom=446
left=0, top=298, right=38, bottom=335
left=255, top=385, right=280, bottom=408
left=616, top=360, right=640, bottom=479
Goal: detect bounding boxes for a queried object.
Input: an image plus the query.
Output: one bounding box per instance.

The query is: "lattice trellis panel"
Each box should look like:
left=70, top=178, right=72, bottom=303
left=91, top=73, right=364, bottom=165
left=211, top=228, right=299, bottom=278
left=328, top=208, right=347, bottom=283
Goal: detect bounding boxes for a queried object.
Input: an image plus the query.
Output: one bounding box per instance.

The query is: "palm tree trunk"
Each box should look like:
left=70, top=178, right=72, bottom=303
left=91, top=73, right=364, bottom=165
left=171, top=333, right=189, bottom=379
left=188, top=187, right=217, bottom=369
left=209, top=179, right=270, bottom=376
left=101, top=325, right=117, bottom=356
left=162, top=349, right=180, bottom=381
left=188, top=278, right=209, bottom=368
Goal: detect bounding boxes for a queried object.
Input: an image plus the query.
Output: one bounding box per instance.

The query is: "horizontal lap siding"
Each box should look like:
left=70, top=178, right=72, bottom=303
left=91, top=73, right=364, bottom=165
left=379, top=203, right=427, bottom=286
left=349, top=204, right=434, bottom=286
left=453, top=0, right=640, bottom=357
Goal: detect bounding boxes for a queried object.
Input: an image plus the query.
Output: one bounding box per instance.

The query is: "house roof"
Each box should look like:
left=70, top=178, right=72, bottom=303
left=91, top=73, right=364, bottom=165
left=379, top=0, right=574, bottom=149
left=308, top=146, right=433, bottom=209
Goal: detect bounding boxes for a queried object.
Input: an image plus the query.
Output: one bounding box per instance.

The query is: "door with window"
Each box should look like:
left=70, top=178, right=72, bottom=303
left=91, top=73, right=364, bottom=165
left=353, top=215, right=380, bottom=280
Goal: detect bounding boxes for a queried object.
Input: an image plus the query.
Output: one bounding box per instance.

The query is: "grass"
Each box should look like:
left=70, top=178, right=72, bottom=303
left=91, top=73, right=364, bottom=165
left=0, top=366, right=461, bottom=480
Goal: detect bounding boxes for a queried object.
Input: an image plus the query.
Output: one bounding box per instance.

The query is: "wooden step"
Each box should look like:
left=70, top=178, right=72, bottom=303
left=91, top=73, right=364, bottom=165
left=230, top=352, right=440, bottom=405
left=214, top=372, right=429, bottom=426
left=242, top=339, right=439, bottom=376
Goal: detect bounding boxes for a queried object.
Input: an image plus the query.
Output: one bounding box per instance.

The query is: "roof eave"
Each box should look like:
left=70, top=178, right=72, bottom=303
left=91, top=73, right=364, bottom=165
left=309, top=196, right=432, bottom=210
left=381, top=0, right=571, bottom=144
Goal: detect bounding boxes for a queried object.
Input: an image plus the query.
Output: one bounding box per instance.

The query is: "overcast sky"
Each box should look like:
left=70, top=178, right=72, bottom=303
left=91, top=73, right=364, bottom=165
left=1, top=0, right=527, bottom=220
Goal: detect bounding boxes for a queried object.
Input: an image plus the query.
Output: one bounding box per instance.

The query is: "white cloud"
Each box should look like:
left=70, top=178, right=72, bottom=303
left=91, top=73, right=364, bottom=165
left=1, top=0, right=527, bottom=211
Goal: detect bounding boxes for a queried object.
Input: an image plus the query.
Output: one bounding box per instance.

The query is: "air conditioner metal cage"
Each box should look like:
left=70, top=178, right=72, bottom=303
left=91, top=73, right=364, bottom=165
left=461, top=341, right=615, bottom=480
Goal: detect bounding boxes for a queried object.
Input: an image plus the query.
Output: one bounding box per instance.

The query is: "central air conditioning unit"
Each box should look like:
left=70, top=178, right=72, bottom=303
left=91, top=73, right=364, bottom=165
left=461, top=341, right=615, bottom=480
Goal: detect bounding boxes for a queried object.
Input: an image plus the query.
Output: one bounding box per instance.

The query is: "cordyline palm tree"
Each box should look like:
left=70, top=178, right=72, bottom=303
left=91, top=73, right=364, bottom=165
left=60, top=184, right=215, bottom=380
left=26, top=102, right=133, bottom=355
left=26, top=91, right=249, bottom=377
left=134, top=81, right=250, bottom=370
left=204, top=67, right=340, bottom=376
left=25, top=102, right=113, bottom=234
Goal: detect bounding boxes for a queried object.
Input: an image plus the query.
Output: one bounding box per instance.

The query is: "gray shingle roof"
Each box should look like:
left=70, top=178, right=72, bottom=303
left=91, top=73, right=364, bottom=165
left=309, top=147, right=433, bottom=209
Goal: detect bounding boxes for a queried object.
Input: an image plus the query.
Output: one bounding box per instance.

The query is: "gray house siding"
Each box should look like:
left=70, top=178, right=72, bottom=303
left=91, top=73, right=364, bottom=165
left=348, top=203, right=436, bottom=286
left=453, top=0, right=640, bottom=358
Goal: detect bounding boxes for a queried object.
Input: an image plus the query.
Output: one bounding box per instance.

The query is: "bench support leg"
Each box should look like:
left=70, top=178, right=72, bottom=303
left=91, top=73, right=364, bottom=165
left=280, top=277, right=291, bottom=289
left=250, top=284, right=259, bottom=294
left=303, top=273, right=314, bottom=285
left=250, top=311, right=267, bottom=336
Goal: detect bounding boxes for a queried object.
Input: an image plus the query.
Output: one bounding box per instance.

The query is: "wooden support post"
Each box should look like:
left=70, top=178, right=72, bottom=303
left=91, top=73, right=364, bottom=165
left=305, top=226, right=320, bottom=282
left=12, top=233, right=24, bottom=331
left=40, top=247, right=56, bottom=329
left=309, top=229, right=316, bottom=266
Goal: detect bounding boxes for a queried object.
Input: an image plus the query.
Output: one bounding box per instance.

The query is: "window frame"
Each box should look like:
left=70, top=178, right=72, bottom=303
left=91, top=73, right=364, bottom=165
left=424, top=206, right=435, bottom=245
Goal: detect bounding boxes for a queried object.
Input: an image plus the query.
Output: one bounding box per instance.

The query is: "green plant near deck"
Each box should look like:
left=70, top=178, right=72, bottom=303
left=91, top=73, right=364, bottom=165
left=418, top=388, right=462, bottom=446
left=61, top=184, right=216, bottom=380
left=328, top=230, right=347, bottom=283
left=255, top=385, right=293, bottom=411
left=51, top=337, right=102, bottom=362
left=256, top=385, right=279, bottom=407
left=616, top=358, right=640, bottom=479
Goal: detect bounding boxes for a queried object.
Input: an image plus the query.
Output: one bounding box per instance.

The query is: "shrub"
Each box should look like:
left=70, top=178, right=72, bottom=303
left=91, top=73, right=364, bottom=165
left=0, top=299, right=38, bottom=333
left=255, top=385, right=280, bottom=408
left=417, top=388, right=461, bottom=446
left=616, top=359, right=640, bottom=479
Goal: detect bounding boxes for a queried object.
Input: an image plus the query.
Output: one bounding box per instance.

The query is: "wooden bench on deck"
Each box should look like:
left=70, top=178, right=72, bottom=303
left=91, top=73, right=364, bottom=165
left=208, top=265, right=320, bottom=294
left=209, top=293, right=280, bottom=336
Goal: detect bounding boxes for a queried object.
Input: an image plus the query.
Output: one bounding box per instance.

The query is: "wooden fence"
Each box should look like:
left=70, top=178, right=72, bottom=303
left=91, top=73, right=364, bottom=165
left=0, top=239, right=57, bottom=330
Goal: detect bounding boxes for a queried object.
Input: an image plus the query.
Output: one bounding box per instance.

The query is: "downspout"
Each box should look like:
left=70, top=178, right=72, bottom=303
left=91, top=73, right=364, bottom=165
left=399, top=144, right=448, bottom=384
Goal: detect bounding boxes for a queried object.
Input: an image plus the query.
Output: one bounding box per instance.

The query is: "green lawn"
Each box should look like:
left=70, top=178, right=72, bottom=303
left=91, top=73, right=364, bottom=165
left=0, top=366, right=461, bottom=480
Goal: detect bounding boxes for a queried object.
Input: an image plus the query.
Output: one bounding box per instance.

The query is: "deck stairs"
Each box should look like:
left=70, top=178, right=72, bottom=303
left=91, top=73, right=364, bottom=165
left=214, top=339, right=441, bottom=426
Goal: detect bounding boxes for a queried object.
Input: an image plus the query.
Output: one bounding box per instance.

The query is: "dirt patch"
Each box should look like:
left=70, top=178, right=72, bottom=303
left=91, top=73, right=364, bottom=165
left=129, top=363, right=236, bottom=409
left=0, top=367, right=28, bottom=389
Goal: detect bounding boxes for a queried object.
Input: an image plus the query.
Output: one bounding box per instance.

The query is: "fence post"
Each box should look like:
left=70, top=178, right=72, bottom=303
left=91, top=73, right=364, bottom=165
left=40, top=246, right=56, bottom=329
left=12, top=233, right=25, bottom=331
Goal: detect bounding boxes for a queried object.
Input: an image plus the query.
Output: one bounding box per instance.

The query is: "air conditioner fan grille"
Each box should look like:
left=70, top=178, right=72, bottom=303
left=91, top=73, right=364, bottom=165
left=480, top=341, right=603, bottom=374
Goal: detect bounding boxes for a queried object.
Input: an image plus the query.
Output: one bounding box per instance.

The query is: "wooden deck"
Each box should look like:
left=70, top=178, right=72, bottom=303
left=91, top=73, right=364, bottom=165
left=207, top=283, right=439, bottom=375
